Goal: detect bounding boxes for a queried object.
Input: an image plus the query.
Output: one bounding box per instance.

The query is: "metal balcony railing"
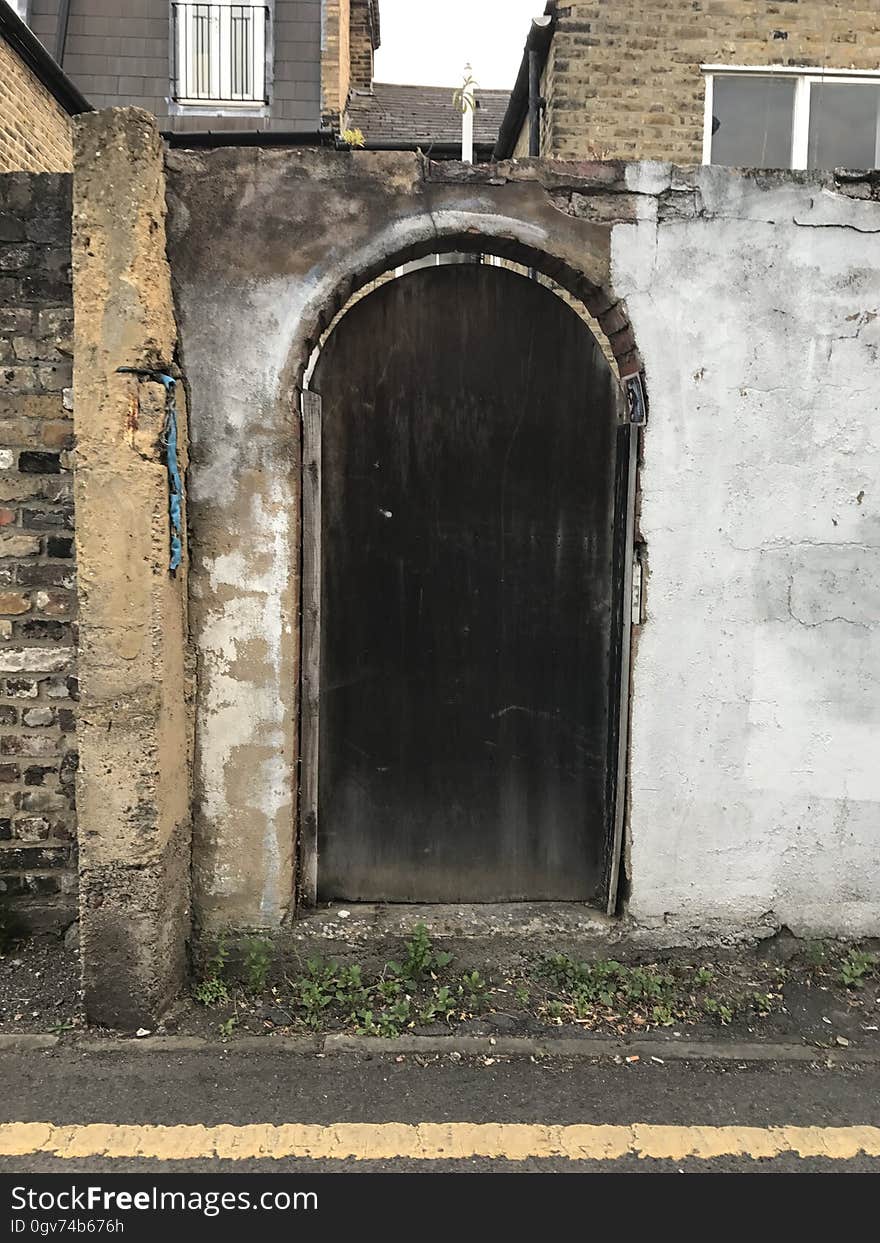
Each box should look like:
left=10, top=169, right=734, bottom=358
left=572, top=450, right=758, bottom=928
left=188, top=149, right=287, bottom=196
left=172, top=3, right=269, bottom=106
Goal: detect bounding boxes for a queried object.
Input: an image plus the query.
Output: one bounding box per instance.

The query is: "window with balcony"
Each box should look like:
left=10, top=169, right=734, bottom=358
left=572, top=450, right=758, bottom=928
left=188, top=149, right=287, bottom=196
left=703, top=67, right=880, bottom=170
left=172, top=2, right=269, bottom=107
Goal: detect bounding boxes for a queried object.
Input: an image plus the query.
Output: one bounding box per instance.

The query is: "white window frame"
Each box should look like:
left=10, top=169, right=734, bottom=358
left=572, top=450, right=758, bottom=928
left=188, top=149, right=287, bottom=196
left=173, top=1, right=268, bottom=108
left=702, top=64, right=880, bottom=170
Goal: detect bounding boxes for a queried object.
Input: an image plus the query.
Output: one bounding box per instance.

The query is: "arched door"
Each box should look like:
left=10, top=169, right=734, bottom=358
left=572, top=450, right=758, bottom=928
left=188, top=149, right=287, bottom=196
left=306, top=264, right=627, bottom=904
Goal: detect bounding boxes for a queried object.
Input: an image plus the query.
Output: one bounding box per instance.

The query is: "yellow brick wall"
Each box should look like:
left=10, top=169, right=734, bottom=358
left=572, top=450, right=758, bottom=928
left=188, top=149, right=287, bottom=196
left=0, top=38, right=73, bottom=174
left=540, top=0, right=880, bottom=162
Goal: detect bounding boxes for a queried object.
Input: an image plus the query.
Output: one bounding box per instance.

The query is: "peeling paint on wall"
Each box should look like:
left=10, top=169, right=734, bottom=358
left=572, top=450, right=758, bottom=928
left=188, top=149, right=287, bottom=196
left=166, top=149, right=880, bottom=940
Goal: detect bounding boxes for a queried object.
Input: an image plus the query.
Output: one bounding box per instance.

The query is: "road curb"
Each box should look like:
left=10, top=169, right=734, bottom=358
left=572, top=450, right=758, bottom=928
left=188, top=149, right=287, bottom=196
left=319, top=1033, right=880, bottom=1063
left=2, top=1028, right=878, bottom=1063
left=0, top=1033, right=58, bottom=1052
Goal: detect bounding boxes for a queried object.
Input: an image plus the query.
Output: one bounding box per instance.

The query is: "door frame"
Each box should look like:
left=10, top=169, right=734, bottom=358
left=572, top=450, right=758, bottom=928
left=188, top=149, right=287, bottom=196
left=296, top=319, right=643, bottom=913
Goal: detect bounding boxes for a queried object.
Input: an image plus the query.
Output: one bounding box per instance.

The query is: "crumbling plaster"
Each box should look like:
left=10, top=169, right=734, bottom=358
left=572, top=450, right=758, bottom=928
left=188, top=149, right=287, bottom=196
left=165, top=148, right=880, bottom=940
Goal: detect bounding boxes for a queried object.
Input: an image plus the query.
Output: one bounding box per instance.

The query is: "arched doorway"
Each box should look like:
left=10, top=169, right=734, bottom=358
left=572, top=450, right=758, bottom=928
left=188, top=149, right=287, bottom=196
left=301, top=261, right=635, bottom=908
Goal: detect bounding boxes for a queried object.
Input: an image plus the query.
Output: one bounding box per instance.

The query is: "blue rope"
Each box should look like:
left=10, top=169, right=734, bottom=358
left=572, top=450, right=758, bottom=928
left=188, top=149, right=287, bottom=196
left=117, top=367, right=183, bottom=573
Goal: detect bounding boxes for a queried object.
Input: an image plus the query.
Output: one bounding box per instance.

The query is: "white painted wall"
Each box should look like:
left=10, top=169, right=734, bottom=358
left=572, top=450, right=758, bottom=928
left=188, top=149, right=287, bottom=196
left=616, top=165, right=880, bottom=939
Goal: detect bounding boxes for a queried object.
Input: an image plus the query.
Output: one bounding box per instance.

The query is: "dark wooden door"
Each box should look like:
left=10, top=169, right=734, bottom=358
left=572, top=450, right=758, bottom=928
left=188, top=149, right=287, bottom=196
left=310, top=264, right=622, bottom=903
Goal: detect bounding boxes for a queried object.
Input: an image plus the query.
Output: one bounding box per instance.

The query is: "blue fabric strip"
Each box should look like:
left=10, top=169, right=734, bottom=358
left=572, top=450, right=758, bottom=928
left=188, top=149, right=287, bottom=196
left=116, top=367, right=184, bottom=573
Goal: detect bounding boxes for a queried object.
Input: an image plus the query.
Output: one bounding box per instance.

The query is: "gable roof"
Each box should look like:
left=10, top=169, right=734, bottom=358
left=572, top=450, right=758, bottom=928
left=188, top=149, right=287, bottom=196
left=347, top=82, right=510, bottom=149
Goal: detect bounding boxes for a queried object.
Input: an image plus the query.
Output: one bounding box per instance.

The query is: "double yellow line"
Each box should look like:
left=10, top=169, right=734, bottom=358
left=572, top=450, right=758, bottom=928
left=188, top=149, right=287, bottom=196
left=2, top=1122, right=880, bottom=1162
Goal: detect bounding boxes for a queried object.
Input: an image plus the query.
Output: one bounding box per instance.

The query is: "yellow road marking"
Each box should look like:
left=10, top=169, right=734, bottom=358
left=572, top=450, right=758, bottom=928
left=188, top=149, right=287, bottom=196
left=1, top=1122, right=880, bottom=1162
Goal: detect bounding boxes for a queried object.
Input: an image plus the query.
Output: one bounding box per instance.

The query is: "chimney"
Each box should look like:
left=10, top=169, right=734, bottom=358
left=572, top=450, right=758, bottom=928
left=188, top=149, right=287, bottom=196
left=350, top=0, right=380, bottom=91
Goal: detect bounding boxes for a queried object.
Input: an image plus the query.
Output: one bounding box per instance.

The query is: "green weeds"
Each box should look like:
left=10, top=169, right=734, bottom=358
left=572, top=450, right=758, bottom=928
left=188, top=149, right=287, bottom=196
left=535, top=954, right=783, bottom=1029
left=839, top=949, right=876, bottom=989
left=189, top=929, right=877, bottom=1041
left=288, top=927, right=487, bottom=1037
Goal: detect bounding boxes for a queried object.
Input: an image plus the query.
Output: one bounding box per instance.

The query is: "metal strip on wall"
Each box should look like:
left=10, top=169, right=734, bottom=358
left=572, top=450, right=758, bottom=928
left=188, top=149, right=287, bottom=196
left=605, top=376, right=645, bottom=914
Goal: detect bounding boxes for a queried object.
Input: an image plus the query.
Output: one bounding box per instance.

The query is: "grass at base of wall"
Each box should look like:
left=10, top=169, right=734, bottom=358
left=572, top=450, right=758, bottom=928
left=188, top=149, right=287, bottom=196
left=190, top=925, right=880, bottom=1044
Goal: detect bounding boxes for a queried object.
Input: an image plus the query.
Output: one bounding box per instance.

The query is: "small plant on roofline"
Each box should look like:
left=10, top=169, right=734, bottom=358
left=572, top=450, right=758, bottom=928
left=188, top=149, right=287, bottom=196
left=341, top=128, right=366, bottom=148
left=453, top=69, right=477, bottom=116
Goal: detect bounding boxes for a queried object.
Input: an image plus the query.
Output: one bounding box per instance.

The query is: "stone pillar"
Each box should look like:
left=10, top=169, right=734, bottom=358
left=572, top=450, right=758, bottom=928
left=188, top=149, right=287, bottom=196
left=71, top=109, right=191, bottom=1028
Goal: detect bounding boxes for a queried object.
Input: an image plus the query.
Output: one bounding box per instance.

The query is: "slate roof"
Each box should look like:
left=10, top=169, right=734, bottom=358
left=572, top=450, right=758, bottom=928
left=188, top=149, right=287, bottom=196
left=347, top=82, right=511, bottom=147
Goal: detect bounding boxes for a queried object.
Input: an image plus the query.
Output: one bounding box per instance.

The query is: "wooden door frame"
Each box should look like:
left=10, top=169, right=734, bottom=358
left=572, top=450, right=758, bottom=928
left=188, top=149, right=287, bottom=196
left=296, top=346, right=642, bottom=914
left=298, top=388, right=322, bottom=907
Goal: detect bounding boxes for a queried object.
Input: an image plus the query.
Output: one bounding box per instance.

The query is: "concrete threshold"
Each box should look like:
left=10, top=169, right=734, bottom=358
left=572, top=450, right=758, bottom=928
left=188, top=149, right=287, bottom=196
left=3, top=1029, right=879, bottom=1065
left=284, top=901, right=618, bottom=944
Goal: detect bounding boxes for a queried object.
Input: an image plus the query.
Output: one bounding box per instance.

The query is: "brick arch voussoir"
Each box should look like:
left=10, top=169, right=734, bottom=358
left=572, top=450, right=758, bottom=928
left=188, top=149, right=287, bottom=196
left=288, top=217, right=645, bottom=398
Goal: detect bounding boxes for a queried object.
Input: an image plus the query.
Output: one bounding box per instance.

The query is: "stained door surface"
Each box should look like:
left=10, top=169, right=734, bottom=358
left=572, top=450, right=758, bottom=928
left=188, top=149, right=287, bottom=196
left=311, top=264, right=621, bottom=903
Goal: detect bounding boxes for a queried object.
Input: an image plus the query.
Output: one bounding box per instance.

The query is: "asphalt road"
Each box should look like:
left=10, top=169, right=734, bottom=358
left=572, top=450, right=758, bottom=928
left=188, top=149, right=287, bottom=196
left=1, top=1046, right=879, bottom=1174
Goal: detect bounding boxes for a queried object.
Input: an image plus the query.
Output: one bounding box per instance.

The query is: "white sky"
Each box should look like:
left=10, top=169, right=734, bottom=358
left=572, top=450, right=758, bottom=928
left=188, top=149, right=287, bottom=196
left=373, top=0, right=546, bottom=91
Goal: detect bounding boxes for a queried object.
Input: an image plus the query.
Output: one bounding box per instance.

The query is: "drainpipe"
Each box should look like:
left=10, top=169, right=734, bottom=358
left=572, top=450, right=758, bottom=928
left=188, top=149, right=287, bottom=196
left=55, top=0, right=72, bottom=66
left=528, top=48, right=541, bottom=156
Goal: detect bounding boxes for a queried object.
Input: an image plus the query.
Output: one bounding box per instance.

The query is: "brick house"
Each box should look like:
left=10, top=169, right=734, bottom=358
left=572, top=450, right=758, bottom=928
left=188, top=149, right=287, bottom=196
left=494, top=1, right=880, bottom=167
left=0, top=0, right=89, bottom=171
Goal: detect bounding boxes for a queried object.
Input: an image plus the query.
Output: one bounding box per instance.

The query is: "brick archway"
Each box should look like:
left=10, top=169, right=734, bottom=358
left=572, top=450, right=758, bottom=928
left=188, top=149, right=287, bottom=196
left=285, top=200, right=645, bottom=394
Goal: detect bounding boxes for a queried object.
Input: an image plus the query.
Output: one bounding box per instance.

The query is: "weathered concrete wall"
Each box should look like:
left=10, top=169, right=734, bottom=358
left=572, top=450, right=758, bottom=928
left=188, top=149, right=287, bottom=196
left=616, top=164, right=880, bottom=940
left=165, top=150, right=626, bottom=934
left=166, top=147, right=880, bottom=941
left=0, top=172, right=77, bottom=931
left=72, top=109, right=192, bottom=1025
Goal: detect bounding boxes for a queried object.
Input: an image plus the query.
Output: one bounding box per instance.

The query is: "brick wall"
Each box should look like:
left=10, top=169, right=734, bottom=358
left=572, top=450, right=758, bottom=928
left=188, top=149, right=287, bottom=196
left=349, top=0, right=376, bottom=92
left=322, top=0, right=351, bottom=125
left=534, top=0, right=880, bottom=162
left=0, top=36, right=73, bottom=172
left=0, top=172, right=76, bottom=933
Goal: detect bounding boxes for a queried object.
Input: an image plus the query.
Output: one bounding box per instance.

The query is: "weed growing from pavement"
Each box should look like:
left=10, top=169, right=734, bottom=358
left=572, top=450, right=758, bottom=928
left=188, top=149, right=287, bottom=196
left=193, top=934, right=231, bottom=1007
left=243, top=937, right=273, bottom=992
left=838, top=949, right=877, bottom=989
